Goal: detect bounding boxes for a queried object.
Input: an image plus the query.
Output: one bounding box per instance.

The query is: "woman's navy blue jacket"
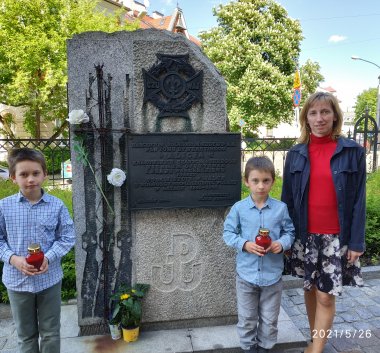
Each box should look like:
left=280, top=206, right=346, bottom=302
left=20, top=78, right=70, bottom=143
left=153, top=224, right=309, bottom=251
left=281, top=137, right=366, bottom=252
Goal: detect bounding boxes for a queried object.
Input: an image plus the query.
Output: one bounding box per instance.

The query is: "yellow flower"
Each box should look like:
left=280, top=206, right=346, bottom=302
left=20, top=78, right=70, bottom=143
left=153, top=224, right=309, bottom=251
left=120, top=294, right=130, bottom=300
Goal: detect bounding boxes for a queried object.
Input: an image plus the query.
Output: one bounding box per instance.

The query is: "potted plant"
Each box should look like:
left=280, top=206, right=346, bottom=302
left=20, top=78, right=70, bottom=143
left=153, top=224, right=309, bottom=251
left=111, top=283, right=150, bottom=342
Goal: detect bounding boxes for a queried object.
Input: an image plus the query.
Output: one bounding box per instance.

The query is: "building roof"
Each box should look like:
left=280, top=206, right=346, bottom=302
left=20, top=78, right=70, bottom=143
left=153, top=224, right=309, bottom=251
left=124, top=5, right=201, bottom=46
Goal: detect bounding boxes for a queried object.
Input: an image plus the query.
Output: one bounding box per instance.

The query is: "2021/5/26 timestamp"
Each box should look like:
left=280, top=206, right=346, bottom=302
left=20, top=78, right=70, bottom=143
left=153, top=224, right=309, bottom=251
left=312, top=329, right=372, bottom=339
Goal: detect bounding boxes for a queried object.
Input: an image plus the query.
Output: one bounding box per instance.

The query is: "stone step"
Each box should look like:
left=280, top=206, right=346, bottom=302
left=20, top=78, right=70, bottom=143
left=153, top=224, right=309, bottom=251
left=57, top=305, right=307, bottom=353
left=1, top=303, right=307, bottom=353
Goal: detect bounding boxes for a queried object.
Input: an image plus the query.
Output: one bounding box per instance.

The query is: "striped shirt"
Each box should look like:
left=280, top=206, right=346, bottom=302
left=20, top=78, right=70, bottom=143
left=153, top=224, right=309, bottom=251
left=0, top=191, right=75, bottom=293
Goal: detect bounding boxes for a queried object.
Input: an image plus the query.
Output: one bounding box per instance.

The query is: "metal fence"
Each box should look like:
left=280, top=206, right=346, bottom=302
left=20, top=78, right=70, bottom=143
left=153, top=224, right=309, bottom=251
left=241, top=137, right=298, bottom=176
left=0, top=132, right=378, bottom=187
left=0, top=139, right=71, bottom=185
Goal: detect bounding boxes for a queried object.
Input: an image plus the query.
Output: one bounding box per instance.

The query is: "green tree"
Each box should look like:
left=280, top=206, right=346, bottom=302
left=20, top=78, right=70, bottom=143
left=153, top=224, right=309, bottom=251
left=354, top=88, right=377, bottom=122
left=0, top=0, right=138, bottom=139
left=199, top=0, right=304, bottom=133
left=299, top=59, right=324, bottom=106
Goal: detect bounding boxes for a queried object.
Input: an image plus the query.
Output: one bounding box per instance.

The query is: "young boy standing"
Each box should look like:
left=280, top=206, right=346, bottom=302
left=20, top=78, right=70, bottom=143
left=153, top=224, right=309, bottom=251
left=223, top=156, right=294, bottom=353
left=0, top=148, right=75, bottom=353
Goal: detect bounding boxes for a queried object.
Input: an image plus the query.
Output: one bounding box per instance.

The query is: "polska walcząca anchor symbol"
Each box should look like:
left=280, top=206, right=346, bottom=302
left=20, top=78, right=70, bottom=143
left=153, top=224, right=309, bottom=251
left=152, top=234, right=203, bottom=292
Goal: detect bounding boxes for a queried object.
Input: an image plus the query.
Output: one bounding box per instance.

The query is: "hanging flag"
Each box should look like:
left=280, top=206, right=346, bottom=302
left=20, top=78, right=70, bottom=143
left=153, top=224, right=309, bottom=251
left=292, top=68, right=302, bottom=107
left=293, top=69, right=301, bottom=89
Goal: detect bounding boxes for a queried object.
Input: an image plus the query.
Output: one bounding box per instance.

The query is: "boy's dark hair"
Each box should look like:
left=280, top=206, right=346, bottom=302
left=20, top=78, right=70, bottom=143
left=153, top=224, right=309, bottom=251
left=8, top=148, right=47, bottom=177
left=244, top=156, right=275, bottom=181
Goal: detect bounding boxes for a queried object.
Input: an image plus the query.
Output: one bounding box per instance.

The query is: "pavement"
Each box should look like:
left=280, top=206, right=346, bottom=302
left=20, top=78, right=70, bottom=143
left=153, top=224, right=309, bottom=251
left=1, top=266, right=380, bottom=353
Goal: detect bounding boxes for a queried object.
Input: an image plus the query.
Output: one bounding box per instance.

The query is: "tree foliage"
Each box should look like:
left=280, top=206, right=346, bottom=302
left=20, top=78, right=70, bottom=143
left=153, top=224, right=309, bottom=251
left=354, top=88, right=377, bottom=122
left=199, top=0, right=323, bottom=134
left=0, top=0, right=138, bottom=138
left=299, top=59, right=324, bottom=105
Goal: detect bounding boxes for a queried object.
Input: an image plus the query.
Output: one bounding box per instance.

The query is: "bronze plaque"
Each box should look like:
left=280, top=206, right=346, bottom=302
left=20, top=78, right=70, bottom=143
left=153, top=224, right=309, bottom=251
left=127, top=133, right=241, bottom=210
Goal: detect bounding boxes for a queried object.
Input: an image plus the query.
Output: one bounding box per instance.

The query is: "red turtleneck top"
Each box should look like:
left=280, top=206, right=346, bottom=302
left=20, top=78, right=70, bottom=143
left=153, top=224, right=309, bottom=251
left=307, top=134, right=340, bottom=234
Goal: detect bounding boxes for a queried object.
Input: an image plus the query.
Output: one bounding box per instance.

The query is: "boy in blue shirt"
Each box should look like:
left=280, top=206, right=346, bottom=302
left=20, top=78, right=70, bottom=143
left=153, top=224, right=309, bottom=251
left=223, top=156, right=294, bottom=353
left=0, top=148, right=75, bottom=353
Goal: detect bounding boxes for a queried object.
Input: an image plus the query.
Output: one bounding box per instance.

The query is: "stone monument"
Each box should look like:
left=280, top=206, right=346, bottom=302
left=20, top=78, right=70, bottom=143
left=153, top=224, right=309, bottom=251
left=67, top=29, right=241, bottom=334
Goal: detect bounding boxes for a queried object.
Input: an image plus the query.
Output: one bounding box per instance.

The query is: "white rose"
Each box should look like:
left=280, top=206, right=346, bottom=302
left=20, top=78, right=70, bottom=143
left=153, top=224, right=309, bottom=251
left=107, top=168, right=126, bottom=187
left=67, top=109, right=89, bottom=124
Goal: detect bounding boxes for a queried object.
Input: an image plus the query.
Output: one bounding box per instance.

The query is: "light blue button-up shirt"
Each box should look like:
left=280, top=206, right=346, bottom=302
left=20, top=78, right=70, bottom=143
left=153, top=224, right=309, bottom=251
left=0, top=191, right=75, bottom=293
left=223, top=196, right=295, bottom=286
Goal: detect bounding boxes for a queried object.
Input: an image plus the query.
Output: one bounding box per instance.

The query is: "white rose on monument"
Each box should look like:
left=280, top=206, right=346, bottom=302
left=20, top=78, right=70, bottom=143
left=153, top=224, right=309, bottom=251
left=107, top=168, right=126, bottom=187
left=67, top=109, right=89, bottom=124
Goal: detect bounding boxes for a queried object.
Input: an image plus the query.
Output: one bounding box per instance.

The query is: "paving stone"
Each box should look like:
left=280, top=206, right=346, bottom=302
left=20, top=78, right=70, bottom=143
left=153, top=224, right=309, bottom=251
left=369, top=327, right=380, bottom=338
left=290, top=296, right=305, bottom=305
left=284, top=289, right=300, bottom=297
left=360, top=286, right=377, bottom=296
left=355, top=307, right=374, bottom=320
left=283, top=305, right=301, bottom=317
left=368, top=319, right=380, bottom=329
left=370, top=296, right=380, bottom=304
left=328, top=337, right=360, bottom=351
left=0, top=320, right=15, bottom=338
left=336, top=303, right=348, bottom=313
left=333, top=315, right=345, bottom=324
left=363, top=279, right=380, bottom=286
left=352, top=321, right=375, bottom=331
left=353, top=333, right=380, bottom=348
left=339, top=299, right=357, bottom=308
left=332, top=323, right=358, bottom=332
left=346, top=288, right=363, bottom=298
left=340, top=311, right=361, bottom=323
left=322, top=342, right=339, bottom=353
left=297, top=304, right=307, bottom=315
left=366, top=305, right=380, bottom=316
left=300, top=328, right=311, bottom=340
left=292, top=315, right=310, bottom=330
left=281, top=297, right=295, bottom=308
left=354, top=297, right=378, bottom=307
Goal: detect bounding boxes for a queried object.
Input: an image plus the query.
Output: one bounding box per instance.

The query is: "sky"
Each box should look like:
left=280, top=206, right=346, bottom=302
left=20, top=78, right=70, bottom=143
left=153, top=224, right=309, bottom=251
left=150, top=0, right=380, bottom=112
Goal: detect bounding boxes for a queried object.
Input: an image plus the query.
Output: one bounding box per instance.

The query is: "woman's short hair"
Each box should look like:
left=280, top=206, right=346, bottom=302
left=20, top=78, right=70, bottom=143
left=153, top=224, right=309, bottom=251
left=298, top=91, right=343, bottom=144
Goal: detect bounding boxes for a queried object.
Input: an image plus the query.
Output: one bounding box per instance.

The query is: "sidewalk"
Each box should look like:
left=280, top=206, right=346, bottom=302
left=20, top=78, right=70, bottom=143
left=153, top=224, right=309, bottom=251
left=1, top=266, right=379, bottom=353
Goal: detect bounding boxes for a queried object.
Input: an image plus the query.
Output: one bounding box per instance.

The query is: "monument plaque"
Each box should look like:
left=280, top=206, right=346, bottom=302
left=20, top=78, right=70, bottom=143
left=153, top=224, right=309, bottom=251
left=127, top=133, right=241, bottom=210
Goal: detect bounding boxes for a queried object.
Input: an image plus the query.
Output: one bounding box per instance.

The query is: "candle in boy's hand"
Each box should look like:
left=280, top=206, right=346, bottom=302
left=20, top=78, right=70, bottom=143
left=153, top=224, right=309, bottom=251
left=26, top=243, right=44, bottom=270
left=255, top=228, right=272, bottom=251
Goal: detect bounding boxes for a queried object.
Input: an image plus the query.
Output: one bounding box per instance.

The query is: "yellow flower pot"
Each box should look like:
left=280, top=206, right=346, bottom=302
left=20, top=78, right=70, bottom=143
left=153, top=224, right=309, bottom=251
left=122, top=326, right=139, bottom=342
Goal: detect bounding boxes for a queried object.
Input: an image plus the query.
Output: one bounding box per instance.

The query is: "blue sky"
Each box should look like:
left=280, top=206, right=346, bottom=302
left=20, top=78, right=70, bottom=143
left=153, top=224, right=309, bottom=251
left=152, top=0, right=380, bottom=111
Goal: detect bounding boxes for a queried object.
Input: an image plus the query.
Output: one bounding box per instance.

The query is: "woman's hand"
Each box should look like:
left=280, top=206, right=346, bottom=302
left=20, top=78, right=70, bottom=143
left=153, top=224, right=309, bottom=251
left=347, top=249, right=363, bottom=264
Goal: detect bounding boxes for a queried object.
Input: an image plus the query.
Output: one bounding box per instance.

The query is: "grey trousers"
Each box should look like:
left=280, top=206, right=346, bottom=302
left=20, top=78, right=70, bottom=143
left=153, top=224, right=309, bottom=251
left=8, top=281, right=62, bottom=353
left=236, top=275, right=282, bottom=350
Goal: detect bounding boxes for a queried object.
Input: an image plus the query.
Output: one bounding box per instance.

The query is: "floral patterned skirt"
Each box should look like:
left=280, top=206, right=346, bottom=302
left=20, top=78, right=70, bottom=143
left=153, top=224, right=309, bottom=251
left=285, top=233, right=363, bottom=296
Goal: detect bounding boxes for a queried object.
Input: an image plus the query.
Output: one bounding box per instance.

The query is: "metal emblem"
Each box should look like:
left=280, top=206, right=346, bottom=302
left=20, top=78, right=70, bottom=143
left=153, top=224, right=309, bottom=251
left=143, top=54, right=203, bottom=131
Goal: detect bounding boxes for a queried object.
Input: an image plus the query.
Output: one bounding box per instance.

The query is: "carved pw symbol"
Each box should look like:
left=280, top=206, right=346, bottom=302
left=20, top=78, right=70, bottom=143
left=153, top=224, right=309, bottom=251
left=152, top=234, right=203, bottom=292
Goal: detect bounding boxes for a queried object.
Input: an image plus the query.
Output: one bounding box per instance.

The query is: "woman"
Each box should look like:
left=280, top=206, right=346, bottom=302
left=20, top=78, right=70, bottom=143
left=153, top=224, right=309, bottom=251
left=282, top=92, right=365, bottom=353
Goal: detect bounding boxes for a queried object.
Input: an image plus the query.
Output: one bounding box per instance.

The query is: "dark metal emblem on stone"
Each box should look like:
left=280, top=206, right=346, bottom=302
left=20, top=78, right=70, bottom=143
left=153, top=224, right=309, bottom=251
left=143, top=54, right=203, bottom=131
